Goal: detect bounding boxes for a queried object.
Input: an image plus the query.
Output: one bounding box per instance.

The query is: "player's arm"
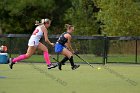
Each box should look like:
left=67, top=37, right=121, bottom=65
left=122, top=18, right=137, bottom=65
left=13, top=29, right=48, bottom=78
left=41, top=26, right=54, bottom=47
left=65, top=34, right=74, bottom=53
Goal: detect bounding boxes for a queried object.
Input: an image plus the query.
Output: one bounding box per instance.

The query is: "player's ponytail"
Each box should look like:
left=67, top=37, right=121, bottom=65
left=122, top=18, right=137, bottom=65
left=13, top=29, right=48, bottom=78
left=35, top=20, right=41, bottom=26
left=65, top=24, right=73, bottom=29
left=65, top=24, right=70, bottom=29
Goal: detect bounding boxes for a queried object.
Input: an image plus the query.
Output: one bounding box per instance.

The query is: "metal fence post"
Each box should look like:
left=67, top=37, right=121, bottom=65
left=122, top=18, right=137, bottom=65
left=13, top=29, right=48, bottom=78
left=103, top=34, right=107, bottom=65
left=135, top=39, right=137, bottom=64
left=9, top=37, right=12, bottom=58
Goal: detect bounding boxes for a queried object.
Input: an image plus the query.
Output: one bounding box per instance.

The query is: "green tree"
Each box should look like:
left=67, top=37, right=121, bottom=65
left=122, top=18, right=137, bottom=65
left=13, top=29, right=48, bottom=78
left=0, top=0, right=71, bottom=34
left=96, top=0, right=140, bottom=36
left=64, top=0, right=100, bottom=35
left=50, top=0, right=72, bottom=34
left=0, top=0, right=56, bottom=34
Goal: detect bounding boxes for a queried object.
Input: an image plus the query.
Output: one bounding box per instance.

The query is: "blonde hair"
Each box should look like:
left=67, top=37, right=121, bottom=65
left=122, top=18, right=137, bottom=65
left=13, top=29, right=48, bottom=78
left=35, top=20, right=41, bottom=26
left=41, top=18, right=50, bottom=24
left=65, top=24, right=74, bottom=29
left=35, top=18, right=50, bottom=26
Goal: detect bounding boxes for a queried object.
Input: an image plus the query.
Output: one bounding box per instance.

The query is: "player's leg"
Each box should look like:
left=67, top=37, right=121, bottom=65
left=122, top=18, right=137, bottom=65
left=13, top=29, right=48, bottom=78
left=58, top=56, right=69, bottom=70
left=61, top=48, right=74, bottom=67
left=9, top=46, right=36, bottom=69
left=37, top=42, right=57, bottom=69
left=61, top=56, right=69, bottom=65
left=60, top=48, right=80, bottom=70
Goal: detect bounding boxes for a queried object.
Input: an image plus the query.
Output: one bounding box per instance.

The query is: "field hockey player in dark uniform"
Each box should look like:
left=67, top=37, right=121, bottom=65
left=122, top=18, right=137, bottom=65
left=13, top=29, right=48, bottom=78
left=55, top=24, right=80, bottom=70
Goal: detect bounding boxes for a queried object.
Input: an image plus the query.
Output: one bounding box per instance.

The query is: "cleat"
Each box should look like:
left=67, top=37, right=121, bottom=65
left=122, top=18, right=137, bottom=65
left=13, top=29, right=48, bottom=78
left=51, top=63, right=58, bottom=68
left=48, top=63, right=57, bottom=69
left=71, top=64, right=80, bottom=70
left=9, top=58, right=15, bottom=69
left=47, top=64, right=51, bottom=69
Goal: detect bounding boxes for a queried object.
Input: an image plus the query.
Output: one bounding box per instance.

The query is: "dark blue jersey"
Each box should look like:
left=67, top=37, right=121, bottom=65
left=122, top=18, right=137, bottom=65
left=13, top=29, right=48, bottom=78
left=57, top=32, right=71, bottom=45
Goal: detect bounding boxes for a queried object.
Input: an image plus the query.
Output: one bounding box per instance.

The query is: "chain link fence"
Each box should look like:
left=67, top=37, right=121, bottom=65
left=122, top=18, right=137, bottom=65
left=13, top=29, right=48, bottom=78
left=0, top=34, right=140, bottom=64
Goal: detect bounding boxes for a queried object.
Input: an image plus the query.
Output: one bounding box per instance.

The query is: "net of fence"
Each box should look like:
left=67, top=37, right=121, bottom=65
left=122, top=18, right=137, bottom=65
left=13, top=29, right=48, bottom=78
left=0, top=34, right=140, bottom=64
left=107, top=37, right=140, bottom=64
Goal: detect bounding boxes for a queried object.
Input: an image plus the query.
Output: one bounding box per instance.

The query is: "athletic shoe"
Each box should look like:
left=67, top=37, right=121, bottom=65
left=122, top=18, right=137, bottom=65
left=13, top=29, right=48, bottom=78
left=71, top=64, right=80, bottom=70
left=52, top=63, right=58, bottom=68
left=48, top=63, right=58, bottom=69
left=9, top=58, right=15, bottom=69
left=58, top=62, right=62, bottom=70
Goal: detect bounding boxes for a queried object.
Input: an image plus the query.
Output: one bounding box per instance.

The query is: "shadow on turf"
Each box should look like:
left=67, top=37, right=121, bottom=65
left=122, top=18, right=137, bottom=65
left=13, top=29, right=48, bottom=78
left=29, top=63, right=68, bottom=87
left=103, top=65, right=138, bottom=86
left=0, top=91, right=6, bottom=93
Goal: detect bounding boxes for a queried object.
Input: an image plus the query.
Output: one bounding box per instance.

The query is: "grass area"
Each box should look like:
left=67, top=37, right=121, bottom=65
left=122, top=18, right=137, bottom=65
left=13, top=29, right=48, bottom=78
left=11, top=54, right=103, bottom=63
left=11, top=54, right=140, bottom=63
left=0, top=63, right=140, bottom=93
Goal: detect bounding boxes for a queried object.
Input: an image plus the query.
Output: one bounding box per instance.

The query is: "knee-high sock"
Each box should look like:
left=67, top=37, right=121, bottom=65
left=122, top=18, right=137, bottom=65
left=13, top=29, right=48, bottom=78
left=69, top=56, right=74, bottom=66
left=61, top=57, right=69, bottom=64
left=44, top=51, right=51, bottom=65
left=12, top=54, right=27, bottom=63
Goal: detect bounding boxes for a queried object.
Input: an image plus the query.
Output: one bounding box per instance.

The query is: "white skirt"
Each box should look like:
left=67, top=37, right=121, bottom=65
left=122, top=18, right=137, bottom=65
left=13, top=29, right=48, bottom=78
left=28, top=39, right=39, bottom=47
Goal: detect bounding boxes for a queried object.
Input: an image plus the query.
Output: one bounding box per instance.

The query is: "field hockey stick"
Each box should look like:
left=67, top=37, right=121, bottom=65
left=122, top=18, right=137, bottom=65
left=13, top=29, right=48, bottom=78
left=49, top=55, right=60, bottom=63
left=74, top=53, right=94, bottom=68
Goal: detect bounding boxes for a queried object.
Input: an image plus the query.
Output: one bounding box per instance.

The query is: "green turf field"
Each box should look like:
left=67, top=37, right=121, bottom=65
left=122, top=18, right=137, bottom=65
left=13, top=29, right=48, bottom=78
left=0, top=63, right=140, bottom=93
left=11, top=54, right=140, bottom=63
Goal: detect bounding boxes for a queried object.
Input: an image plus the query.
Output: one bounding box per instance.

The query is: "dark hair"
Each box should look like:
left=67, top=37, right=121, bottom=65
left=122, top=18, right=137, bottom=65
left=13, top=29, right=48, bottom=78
left=65, top=24, right=74, bottom=29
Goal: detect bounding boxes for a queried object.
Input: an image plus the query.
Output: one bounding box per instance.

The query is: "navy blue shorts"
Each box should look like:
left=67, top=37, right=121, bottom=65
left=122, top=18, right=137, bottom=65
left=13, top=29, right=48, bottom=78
left=55, top=43, right=65, bottom=53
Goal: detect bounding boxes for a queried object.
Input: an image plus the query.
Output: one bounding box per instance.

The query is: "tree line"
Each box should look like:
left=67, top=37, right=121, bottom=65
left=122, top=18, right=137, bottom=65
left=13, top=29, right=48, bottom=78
left=0, top=0, right=140, bottom=36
